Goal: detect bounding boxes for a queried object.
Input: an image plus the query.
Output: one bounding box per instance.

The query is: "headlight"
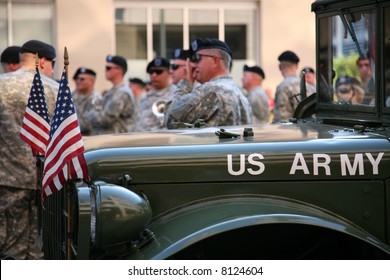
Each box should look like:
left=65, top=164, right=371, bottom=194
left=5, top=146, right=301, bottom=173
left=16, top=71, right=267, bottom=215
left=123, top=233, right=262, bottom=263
left=89, top=182, right=152, bottom=249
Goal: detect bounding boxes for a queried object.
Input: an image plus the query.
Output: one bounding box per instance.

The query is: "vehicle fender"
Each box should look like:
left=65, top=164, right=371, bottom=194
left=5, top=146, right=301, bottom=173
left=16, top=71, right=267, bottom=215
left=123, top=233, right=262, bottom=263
left=132, top=195, right=390, bottom=259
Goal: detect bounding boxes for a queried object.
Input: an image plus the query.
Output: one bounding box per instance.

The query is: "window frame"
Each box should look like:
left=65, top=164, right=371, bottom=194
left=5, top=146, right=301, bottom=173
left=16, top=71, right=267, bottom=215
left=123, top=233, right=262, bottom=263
left=315, top=4, right=380, bottom=117
left=114, top=1, right=260, bottom=63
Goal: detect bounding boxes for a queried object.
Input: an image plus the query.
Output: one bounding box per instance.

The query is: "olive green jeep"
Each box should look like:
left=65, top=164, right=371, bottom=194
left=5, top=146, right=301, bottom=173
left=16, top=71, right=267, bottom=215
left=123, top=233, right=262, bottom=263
left=40, top=0, right=390, bottom=259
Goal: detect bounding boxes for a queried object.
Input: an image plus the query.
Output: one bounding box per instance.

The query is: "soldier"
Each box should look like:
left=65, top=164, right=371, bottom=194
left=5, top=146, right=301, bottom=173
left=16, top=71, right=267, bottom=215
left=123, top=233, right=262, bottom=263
left=87, top=55, right=136, bottom=134
left=335, top=75, right=365, bottom=105
left=242, top=64, right=270, bottom=124
left=135, top=57, right=177, bottom=131
left=129, top=77, right=146, bottom=104
left=356, top=57, right=375, bottom=105
left=170, top=48, right=192, bottom=85
left=165, top=38, right=252, bottom=128
left=302, top=66, right=316, bottom=87
left=1, top=46, right=21, bottom=73
left=273, top=50, right=315, bottom=122
left=0, top=39, right=59, bottom=260
left=72, top=67, right=101, bottom=135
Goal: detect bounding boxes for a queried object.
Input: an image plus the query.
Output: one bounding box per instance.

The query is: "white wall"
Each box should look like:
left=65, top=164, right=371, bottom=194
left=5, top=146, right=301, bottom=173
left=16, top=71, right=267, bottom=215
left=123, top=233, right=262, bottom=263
left=55, top=0, right=114, bottom=93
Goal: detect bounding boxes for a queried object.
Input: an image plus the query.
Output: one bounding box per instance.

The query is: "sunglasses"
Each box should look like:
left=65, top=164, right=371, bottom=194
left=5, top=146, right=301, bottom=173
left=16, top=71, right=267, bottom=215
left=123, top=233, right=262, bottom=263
left=191, top=53, right=222, bottom=63
left=338, top=86, right=352, bottom=94
left=149, top=69, right=164, bottom=75
left=170, top=64, right=184, bottom=71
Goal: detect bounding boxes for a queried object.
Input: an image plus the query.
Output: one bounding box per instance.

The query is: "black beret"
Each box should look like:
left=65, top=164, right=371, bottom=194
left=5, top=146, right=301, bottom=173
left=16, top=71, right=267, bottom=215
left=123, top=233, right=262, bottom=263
left=172, top=48, right=191, bottom=60
left=243, top=64, right=265, bottom=79
left=129, top=77, right=146, bottom=87
left=106, top=55, right=127, bottom=73
left=21, top=40, right=56, bottom=61
left=73, top=67, right=96, bottom=80
left=335, top=75, right=353, bottom=88
left=278, top=50, right=300, bottom=64
left=1, top=46, right=21, bottom=63
left=146, top=56, right=170, bottom=73
left=302, top=67, right=315, bottom=74
left=190, top=38, right=232, bottom=58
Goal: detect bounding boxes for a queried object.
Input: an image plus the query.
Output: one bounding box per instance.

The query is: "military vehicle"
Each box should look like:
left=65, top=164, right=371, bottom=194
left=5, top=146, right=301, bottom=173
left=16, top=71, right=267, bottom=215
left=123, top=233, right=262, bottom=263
left=41, top=0, right=390, bottom=259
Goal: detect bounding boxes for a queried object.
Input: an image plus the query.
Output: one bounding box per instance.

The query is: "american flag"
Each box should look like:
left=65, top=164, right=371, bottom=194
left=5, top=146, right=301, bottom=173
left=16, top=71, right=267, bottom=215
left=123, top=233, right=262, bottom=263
left=42, top=67, right=89, bottom=200
left=20, top=67, right=50, bottom=156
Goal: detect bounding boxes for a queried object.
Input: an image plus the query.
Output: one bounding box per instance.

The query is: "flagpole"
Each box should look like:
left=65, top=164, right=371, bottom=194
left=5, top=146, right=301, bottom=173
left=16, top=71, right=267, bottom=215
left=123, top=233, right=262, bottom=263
left=34, top=53, right=42, bottom=233
left=40, top=44, right=89, bottom=259
left=64, top=46, right=72, bottom=260
left=35, top=53, right=39, bottom=200
left=64, top=47, right=69, bottom=82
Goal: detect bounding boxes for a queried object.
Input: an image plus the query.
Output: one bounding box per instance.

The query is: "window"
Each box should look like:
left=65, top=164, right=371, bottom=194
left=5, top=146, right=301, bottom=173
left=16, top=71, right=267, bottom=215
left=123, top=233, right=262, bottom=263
left=116, top=8, right=147, bottom=59
left=0, top=0, right=54, bottom=49
left=115, top=1, right=258, bottom=82
left=189, top=9, right=218, bottom=43
left=318, top=8, right=376, bottom=107
left=0, top=0, right=54, bottom=74
left=153, top=8, right=183, bottom=58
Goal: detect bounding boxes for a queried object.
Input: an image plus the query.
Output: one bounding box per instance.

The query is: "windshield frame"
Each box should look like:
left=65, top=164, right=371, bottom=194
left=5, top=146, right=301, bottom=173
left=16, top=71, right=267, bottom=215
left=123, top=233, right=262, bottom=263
left=314, top=1, right=384, bottom=125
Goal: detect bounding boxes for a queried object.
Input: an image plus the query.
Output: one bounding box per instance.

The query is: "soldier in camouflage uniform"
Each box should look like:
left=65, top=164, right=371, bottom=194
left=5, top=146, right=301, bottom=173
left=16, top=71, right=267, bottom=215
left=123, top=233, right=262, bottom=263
left=87, top=55, right=136, bottom=134
left=0, top=40, right=58, bottom=259
left=273, top=50, right=316, bottom=122
left=135, top=57, right=176, bottom=131
left=242, top=65, right=270, bottom=124
left=165, top=38, right=252, bottom=128
left=72, top=67, right=101, bottom=135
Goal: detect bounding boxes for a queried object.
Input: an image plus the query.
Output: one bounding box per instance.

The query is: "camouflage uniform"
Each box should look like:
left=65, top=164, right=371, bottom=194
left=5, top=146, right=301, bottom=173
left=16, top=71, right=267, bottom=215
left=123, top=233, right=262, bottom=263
left=244, top=86, right=270, bottom=124
left=273, top=75, right=315, bottom=122
left=165, top=76, right=253, bottom=128
left=87, top=82, right=136, bottom=134
left=135, top=84, right=177, bottom=131
left=0, top=68, right=58, bottom=127
left=72, top=90, right=102, bottom=136
left=0, top=68, right=58, bottom=259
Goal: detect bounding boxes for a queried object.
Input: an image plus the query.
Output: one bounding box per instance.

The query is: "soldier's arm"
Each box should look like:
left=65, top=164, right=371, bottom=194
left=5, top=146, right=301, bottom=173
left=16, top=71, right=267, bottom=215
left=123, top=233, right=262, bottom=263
left=165, top=86, right=219, bottom=127
left=88, top=92, right=129, bottom=128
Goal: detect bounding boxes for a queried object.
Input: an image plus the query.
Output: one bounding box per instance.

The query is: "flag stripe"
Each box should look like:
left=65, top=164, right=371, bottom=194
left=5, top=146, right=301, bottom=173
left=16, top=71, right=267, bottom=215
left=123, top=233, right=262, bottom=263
left=41, top=144, right=85, bottom=188
left=19, top=127, right=47, bottom=154
left=20, top=120, right=49, bottom=146
left=44, top=116, right=82, bottom=165
left=20, top=108, right=50, bottom=151
left=41, top=135, right=84, bottom=187
left=45, top=116, right=82, bottom=158
left=42, top=67, right=89, bottom=200
left=43, top=133, right=84, bottom=176
left=71, top=154, right=88, bottom=179
left=22, top=107, right=50, bottom=135
left=19, top=67, right=50, bottom=156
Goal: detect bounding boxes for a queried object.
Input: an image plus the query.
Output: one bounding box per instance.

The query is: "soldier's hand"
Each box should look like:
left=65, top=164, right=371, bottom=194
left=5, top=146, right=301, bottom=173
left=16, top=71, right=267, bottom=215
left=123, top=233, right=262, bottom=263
left=185, top=58, right=196, bottom=84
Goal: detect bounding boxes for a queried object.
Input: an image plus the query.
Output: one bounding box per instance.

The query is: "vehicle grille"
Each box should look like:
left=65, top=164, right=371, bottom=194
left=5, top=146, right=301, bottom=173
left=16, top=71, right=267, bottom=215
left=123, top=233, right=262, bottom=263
left=41, top=183, right=79, bottom=260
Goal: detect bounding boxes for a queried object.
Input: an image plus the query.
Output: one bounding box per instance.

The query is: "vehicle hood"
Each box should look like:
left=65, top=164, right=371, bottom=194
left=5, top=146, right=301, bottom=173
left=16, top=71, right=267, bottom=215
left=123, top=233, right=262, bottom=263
left=83, top=122, right=389, bottom=151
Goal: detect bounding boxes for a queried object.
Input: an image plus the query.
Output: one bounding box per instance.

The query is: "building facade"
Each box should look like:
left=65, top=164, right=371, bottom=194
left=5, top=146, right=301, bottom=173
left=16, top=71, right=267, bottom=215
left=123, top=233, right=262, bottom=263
left=0, top=0, right=315, bottom=95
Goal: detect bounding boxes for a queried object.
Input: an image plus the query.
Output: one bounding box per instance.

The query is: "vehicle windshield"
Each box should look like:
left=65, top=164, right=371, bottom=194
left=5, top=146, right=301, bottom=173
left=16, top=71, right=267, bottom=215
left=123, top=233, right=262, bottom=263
left=318, top=8, right=376, bottom=107
left=386, top=6, right=390, bottom=108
